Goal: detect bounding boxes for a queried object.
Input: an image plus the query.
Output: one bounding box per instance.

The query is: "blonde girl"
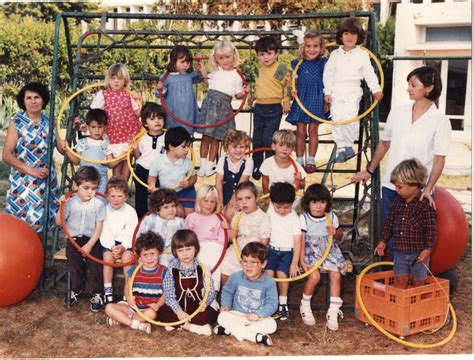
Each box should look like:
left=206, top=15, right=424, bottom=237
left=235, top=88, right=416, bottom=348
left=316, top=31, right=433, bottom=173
left=215, top=129, right=253, bottom=221
left=185, top=185, right=226, bottom=290
left=91, top=63, right=142, bottom=180
left=196, top=40, right=249, bottom=177
left=220, top=181, right=270, bottom=286
left=286, top=30, right=327, bottom=174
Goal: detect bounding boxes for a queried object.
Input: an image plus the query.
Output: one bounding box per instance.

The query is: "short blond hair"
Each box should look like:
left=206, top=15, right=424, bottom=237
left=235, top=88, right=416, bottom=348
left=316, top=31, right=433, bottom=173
left=272, top=129, right=296, bottom=148
left=105, top=63, right=131, bottom=88
left=390, top=158, right=427, bottom=188
left=209, top=40, right=240, bottom=71
left=223, top=129, right=250, bottom=150
left=195, top=185, right=222, bottom=214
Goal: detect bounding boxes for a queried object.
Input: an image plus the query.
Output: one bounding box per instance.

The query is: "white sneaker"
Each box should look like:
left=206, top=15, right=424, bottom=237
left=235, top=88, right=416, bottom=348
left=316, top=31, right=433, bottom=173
left=326, top=307, right=343, bottom=331
left=197, top=159, right=208, bottom=177
left=205, top=162, right=216, bottom=177
left=137, top=322, right=152, bottom=335
left=300, top=302, right=315, bottom=326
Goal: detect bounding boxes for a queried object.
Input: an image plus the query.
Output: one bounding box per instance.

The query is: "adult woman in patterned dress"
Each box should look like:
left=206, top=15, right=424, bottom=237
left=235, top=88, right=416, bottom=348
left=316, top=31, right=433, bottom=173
left=3, top=82, right=63, bottom=234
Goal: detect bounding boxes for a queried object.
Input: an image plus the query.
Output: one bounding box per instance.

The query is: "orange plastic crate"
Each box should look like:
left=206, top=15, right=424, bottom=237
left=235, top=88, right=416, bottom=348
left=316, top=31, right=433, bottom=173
left=355, top=270, right=449, bottom=337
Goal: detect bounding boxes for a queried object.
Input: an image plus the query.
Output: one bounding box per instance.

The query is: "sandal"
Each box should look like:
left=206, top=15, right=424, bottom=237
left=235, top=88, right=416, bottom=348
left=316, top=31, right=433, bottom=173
left=304, top=163, right=317, bottom=174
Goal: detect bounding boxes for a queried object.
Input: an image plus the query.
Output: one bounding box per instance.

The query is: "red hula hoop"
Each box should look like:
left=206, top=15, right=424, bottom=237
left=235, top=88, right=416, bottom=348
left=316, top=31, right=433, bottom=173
left=157, top=68, right=248, bottom=129
left=245, top=147, right=301, bottom=190
left=60, top=191, right=137, bottom=268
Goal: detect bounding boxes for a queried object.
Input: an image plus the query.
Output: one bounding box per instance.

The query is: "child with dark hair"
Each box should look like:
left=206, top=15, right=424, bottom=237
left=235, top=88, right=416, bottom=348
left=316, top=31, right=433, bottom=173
left=266, top=182, right=301, bottom=320
left=105, top=231, right=167, bottom=335
left=56, top=166, right=106, bottom=311
left=215, top=242, right=278, bottom=347
left=63, top=108, right=113, bottom=194
left=132, top=102, right=166, bottom=218
left=157, top=45, right=207, bottom=135
left=157, top=229, right=218, bottom=336
left=137, top=188, right=185, bottom=266
left=251, top=36, right=291, bottom=180
left=147, top=126, right=197, bottom=217
left=375, top=159, right=436, bottom=289
left=298, top=183, right=345, bottom=330
left=100, top=176, right=138, bottom=304
left=323, top=17, right=383, bottom=163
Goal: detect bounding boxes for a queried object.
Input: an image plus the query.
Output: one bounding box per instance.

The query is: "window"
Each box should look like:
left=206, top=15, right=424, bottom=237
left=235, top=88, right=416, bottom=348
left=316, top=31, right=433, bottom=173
left=426, top=27, right=472, bottom=42
left=445, top=59, right=468, bottom=130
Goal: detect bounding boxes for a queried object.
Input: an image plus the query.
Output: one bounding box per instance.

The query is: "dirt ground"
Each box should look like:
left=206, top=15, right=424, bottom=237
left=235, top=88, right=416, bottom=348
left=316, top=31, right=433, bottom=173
left=0, top=239, right=471, bottom=357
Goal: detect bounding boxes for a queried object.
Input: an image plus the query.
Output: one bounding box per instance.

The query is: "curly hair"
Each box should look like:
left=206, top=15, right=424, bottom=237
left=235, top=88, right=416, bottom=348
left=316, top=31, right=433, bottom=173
left=17, top=82, right=50, bottom=110
left=222, top=129, right=251, bottom=150
left=148, top=188, right=179, bottom=213
left=135, top=231, right=165, bottom=256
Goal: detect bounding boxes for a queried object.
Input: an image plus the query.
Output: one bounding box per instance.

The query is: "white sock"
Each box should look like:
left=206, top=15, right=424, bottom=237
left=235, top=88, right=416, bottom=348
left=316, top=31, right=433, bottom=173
left=279, top=295, right=288, bottom=305
left=104, top=282, right=113, bottom=295
left=330, top=296, right=343, bottom=307
left=189, top=324, right=212, bottom=336
left=130, top=319, right=140, bottom=330
left=302, top=293, right=312, bottom=304
left=200, top=158, right=208, bottom=170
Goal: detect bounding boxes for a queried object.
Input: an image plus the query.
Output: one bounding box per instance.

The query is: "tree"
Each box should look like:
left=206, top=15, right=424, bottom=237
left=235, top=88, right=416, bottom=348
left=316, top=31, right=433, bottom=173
left=1, top=2, right=100, bottom=23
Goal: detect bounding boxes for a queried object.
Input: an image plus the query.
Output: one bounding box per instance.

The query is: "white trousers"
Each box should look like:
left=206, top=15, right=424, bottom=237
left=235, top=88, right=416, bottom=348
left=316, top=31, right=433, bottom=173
left=331, top=86, right=363, bottom=149
left=198, top=242, right=224, bottom=291
left=218, top=310, right=277, bottom=342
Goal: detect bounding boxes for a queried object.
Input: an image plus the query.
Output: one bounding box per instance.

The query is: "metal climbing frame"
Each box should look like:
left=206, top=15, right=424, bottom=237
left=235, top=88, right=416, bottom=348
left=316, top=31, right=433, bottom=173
left=44, top=11, right=382, bottom=290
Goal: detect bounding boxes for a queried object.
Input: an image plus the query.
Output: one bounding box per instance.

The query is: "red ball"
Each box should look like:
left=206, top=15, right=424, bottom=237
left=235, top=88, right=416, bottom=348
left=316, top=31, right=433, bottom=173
left=0, top=213, right=44, bottom=307
left=430, top=187, right=469, bottom=274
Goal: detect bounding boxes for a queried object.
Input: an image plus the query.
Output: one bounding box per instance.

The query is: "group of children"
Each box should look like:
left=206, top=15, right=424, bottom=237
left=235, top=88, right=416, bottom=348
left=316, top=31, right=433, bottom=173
left=55, top=17, right=437, bottom=346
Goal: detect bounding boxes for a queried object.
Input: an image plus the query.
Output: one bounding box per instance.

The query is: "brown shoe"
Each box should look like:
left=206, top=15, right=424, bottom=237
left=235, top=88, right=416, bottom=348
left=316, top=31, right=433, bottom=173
left=304, top=163, right=317, bottom=174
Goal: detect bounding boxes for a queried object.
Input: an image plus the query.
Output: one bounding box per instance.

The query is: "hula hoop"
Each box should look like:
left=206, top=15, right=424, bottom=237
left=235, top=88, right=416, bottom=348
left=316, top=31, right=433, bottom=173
left=245, top=147, right=301, bottom=190
left=56, top=82, right=144, bottom=165
left=60, top=190, right=136, bottom=267
left=356, top=261, right=457, bottom=348
left=231, top=208, right=334, bottom=283
left=129, top=259, right=211, bottom=327
left=291, top=44, right=384, bottom=125
left=130, top=208, right=228, bottom=275
left=127, top=130, right=196, bottom=190
left=157, top=69, right=248, bottom=129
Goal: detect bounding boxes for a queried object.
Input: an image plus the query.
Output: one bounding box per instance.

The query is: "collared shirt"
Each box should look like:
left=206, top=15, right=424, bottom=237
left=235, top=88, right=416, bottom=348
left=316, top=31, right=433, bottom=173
left=137, top=213, right=185, bottom=251
left=381, top=194, right=437, bottom=253
left=64, top=195, right=106, bottom=237
left=323, top=45, right=381, bottom=97
left=136, top=132, right=165, bottom=170
left=163, top=258, right=215, bottom=314
left=148, top=151, right=194, bottom=192
left=381, top=103, right=452, bottom=190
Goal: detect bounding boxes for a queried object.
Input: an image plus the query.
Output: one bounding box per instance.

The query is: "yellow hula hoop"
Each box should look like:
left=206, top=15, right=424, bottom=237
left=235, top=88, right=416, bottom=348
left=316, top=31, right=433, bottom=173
left=56, top=82, right=143, bottom=165
left=291, top=44, right=384, bottom=125
left=231, top=198, right=333, bottom=283
left=356, top=261, right=457, bottom=348
left=127, top=130, right=196, bottom=190
left=129, top=258, right=212, bottom=327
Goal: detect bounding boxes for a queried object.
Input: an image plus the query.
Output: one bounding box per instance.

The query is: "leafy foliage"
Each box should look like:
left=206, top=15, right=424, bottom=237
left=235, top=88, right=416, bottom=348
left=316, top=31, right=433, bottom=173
left=2, top=2, right=99, bottom=23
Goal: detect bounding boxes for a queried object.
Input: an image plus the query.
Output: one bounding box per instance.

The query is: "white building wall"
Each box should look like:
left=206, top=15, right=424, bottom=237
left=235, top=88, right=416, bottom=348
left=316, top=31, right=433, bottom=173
left=392, top=1, right=471, bottom=142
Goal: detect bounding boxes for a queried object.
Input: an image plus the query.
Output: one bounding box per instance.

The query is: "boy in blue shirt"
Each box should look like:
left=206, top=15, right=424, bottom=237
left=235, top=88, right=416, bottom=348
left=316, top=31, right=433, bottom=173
left=214, top=242, right=278, bottom=346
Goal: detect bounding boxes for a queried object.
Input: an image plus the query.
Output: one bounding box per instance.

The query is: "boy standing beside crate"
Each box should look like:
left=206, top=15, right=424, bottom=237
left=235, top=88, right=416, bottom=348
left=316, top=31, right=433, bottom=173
left=374, top=158, right=437, bottom=289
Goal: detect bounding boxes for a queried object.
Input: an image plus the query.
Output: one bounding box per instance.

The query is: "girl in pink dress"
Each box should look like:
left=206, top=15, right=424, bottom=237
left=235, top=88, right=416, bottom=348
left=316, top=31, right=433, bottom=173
left=91, top=63, right=142, bottom=180
left=185, top=185, right=227, bottom=290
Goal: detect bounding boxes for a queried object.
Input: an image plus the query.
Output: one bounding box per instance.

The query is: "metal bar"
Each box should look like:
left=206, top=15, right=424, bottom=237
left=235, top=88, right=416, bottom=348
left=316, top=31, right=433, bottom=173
left=385, top=55, right=471, bottom=61
left=57, top=11, right=374, bottom=21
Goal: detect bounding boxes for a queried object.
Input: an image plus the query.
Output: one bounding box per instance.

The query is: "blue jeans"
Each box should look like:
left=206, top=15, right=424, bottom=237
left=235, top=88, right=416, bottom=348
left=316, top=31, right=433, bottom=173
left=382, top=186, right=397, bottom=259
left=252, top=104, right=283, bottom=171
left=393, top=251, right=429, bottom=280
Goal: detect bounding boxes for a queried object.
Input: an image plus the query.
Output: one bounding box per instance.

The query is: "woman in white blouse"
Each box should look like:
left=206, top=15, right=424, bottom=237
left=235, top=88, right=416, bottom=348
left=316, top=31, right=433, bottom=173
left=352, top=66, right=451, bottom=223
